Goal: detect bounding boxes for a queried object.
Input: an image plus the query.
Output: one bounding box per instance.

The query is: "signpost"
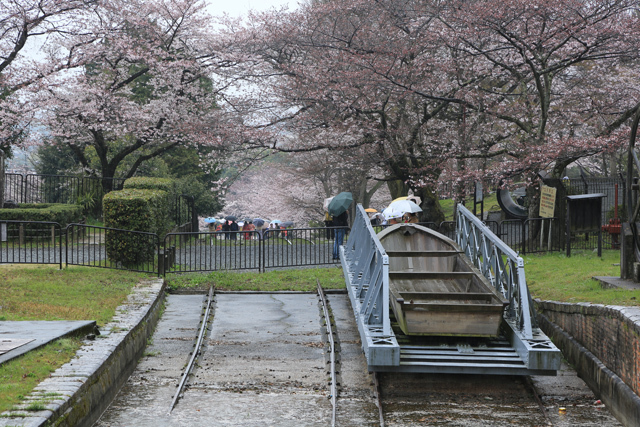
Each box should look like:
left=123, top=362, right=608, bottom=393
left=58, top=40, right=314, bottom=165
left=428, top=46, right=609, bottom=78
left=539, top=186, right=557, bottom=251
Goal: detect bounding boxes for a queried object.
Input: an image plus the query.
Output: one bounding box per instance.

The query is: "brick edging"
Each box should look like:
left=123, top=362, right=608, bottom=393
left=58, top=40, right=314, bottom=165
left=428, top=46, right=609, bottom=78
left=537, top=301, right=640, bottom=427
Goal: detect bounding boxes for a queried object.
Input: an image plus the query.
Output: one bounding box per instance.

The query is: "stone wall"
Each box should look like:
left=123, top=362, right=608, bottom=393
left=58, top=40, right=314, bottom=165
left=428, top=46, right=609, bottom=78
left=537, top=301, right=640, bottom=426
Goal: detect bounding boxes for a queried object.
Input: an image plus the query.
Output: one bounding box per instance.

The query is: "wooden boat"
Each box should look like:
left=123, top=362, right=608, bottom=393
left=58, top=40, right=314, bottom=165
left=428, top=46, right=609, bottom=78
left=377, top=223, right=508, bottom=337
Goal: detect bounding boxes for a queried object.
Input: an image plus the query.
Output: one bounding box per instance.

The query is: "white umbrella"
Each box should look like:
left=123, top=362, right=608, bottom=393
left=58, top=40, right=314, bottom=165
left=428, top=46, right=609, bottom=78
left=387, top=199, right=422, bottom=214
left=382, top=206, right=403, bottom=220
left=323, top=197, right=334, bottom=212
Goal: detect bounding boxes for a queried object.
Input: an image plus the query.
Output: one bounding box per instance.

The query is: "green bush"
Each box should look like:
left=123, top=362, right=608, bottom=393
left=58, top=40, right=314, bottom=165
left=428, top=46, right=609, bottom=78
left=0, top=204, right=83, bottom=227
left=124, top=177, right=187, bottom=227
left=123, top=177, right=175, bottom=193
left=103, top=189, right=168, bottom=266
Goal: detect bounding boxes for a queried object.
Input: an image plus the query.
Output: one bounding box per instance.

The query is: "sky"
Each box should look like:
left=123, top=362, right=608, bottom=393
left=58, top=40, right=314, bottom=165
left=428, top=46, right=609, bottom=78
left=206, top=0, right=298, bottom=18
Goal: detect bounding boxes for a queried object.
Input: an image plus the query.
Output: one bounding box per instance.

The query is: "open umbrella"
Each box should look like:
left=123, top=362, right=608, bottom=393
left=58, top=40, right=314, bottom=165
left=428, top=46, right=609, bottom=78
left=225, top=215, right=237, bottom=221
left=281, top=221, right=294, bottom=228
left=271, top=219, right=282, bottom=224
left=387, top=199, right=422, bottom=214
left=323, top=197, right=334, bottom=212
left=382, top=206, right=403, bottom=220
left=204, top=217, right=217, bottom=224
left=328, top=192, right=353, bottom=216
left=253, top=218, right=265, bottom=228
left=364, top=208, right=377, bottom=213
left=392, top=195, right=422, bottom=206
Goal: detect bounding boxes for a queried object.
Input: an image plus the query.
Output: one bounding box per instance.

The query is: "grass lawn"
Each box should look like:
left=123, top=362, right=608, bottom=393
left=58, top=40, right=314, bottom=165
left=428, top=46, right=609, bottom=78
left=523, top=250, right=640, bottom=306
left=439, top=193, right=500, bottom=221
left=0, top=265, right=148, bottom=413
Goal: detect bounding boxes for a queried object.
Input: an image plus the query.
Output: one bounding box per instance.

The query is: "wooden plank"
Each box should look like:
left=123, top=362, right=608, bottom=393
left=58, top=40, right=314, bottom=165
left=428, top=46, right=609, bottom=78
left=400, top=302, right=504, bottom=311
left=389, top=271, right=475, bottom=280
left=398, top=292, right=494, bottom=301
left=386, top=250, right=460, bottom=257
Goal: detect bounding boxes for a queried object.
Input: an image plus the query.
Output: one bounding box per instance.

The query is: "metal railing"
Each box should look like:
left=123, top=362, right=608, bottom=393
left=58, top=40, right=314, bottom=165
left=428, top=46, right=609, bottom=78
left=1, top=221, right=347, bottom=274
left=455, top=204, right=536, bottom=339
left=161, top=227, right=343, bottom=274
left=343, top=205, right=391, bottom=336
left=66, top=224, right=159, bottom=274
left=4, top=174, right=125, bottom=211
left=341, top=204, right=397, bottom=366
left=0, top=220, right=63, bottom=268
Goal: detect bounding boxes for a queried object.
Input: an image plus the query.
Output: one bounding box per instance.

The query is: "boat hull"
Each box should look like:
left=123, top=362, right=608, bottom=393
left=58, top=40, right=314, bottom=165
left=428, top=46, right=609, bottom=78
left=378, top=224, right=507, bottom=337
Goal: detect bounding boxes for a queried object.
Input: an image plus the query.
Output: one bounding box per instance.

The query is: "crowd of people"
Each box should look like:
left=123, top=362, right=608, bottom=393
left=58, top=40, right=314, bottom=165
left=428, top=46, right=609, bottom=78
left=206, top=218, right=291, bottom=241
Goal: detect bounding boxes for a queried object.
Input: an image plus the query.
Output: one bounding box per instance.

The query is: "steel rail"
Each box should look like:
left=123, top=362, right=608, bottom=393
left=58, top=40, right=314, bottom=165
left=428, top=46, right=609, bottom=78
left=372, top=372, right=385, bottom=427
left=168, top=286, right=214, bottom=414
left=317, top=280, right=337, bottom=427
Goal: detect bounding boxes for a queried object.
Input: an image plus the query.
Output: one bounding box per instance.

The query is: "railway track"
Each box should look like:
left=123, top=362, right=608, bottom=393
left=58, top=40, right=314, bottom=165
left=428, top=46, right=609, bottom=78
left=94, top=292, right=620, bottom=427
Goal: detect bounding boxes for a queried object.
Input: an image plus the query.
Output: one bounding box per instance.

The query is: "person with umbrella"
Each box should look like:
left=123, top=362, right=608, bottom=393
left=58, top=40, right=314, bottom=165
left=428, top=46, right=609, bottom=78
left=242, top=219, right=255, bottom=240
left=328, top=192, right=352, bottom=260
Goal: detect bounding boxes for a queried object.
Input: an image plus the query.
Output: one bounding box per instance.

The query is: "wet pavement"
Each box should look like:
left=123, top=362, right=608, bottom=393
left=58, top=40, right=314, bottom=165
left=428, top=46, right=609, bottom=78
left=0, top=320, right=96, bottom=365
left=93, top=294, right=622, bottom=427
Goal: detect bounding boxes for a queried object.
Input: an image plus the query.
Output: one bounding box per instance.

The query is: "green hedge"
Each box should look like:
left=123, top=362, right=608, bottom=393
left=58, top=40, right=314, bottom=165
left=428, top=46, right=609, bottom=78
left=124, top=177, right=187, bottom=227
left=103, top=189, right=169, bottom=266
left=0, top=204, right=83, bottom=227
left=124, top=177, right=176, bottom=194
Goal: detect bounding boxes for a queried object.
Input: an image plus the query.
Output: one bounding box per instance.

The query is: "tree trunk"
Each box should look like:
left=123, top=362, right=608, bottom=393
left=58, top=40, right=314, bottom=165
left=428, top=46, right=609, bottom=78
left=415, top=186, right=445, bottom=224
left=387, top=179, right=410, bottom=200
left=0, top=150, right=4, bottom=208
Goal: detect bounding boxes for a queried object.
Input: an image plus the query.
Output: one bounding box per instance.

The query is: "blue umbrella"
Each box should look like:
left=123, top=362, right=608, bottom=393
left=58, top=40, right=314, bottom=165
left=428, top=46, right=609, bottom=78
left=204, top=217, right=217, bottom=224
left=328, top=192, right=353, bottom=216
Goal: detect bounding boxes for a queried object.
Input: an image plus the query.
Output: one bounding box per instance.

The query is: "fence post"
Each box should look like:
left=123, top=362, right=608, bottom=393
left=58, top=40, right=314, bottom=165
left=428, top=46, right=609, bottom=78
left=65, top=224, right=69, bottom=269
left=521, top=219, right=526, bottom=255
left=260, top=235, right=264, bottom=273
left=19, top=223, right=24, bottom=245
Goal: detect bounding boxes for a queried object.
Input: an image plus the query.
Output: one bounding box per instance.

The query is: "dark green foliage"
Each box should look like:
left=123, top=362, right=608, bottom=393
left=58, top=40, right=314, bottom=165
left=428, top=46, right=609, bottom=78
left=123, top=177, right=175, bottom=193
left=103, top=189, right=168, bottom=266
left=123, top=177, right=186, bottom=227
left=605, top=204, right=626, bottom=221
left=0, top=204, right=83, bottom=226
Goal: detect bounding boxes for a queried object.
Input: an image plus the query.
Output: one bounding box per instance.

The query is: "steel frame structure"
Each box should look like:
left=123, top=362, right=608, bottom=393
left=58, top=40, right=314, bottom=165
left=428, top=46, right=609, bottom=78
left=342, top=204, right=561, bottom=375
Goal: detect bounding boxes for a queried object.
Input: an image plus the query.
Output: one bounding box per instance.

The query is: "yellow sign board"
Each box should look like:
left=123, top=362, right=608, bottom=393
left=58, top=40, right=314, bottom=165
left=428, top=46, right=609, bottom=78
left=540, top=186, right=557, bottom=218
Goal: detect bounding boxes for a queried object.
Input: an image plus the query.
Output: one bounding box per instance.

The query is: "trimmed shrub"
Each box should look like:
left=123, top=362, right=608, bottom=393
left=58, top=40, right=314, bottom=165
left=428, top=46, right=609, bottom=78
left=103, top=189, right=168, bottom=266
left=0, top=204, right=83, bottom=227
left=123, top=177, right=175, bottom=193
left=124, top=177, right=186, bottom=228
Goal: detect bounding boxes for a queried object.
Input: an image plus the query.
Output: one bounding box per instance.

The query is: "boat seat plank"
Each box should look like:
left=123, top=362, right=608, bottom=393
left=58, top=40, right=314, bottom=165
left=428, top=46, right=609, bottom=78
left=390, top=272, right=476, bottom=280
left=392, top=278, right=465, bottom=294
left=399, top=302, right=505, bottom=311
left=398, top=292, right=495, bottom=301
left=386, top=250, right=460, bottom=257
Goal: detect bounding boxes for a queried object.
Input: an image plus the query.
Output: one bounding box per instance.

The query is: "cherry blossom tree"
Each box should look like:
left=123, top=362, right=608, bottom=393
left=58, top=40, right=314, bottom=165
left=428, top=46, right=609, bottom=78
left=0, top=0, right=103, bottom=147
left=217, top=0, right=640, bottom=221
left=28, top=0, right=232, bottom=190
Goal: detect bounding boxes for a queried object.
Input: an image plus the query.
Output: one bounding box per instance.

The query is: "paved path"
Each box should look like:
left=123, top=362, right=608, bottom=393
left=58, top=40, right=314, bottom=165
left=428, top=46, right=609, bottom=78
left=93, top=294, right=622, bottom=426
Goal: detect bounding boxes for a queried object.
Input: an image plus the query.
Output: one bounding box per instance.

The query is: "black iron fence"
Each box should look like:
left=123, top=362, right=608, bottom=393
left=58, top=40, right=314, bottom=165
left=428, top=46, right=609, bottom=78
left=1, top=217, right=616, bottom=275
left=4, top=174, right=126, bottom=214
left=162, top=227, right=340, bottom=274
left=3, top=173, right=195, bottom=231
left=0, top=221, right=347, bottom=275
left=0, top=220, right=63, bottom=268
